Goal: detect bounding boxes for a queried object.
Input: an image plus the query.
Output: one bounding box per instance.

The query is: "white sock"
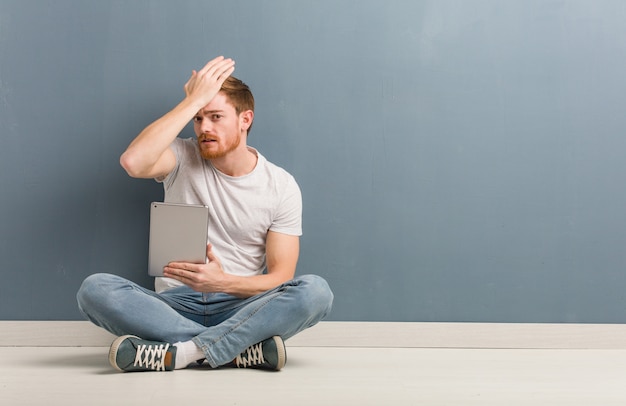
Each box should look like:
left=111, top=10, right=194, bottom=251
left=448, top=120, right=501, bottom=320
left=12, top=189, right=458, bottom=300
left=173, top=340, right=206, bottom=369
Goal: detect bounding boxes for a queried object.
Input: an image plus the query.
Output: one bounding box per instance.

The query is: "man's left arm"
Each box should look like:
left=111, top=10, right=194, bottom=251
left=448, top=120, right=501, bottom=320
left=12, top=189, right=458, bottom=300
left=164, top=230, right=299, bottom=298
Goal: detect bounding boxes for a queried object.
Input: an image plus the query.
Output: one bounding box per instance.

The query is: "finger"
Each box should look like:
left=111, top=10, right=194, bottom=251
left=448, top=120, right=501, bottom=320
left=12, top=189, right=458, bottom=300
left=197, top=55, right=227, bottom=76
left=206, top=244, right=219, bottom=263
left=162, top=266, right=176, bottom=279
left=216, top=65, right=235, bottom=82
left=166, top=262, right=192, bottom=273
left=183, top=70, right=197, bottom=93
left=166, top=261, right=184, bottom=269
left=164, top=265, right=192, bottom=281
left=202, top=58, right=235, bottom=81
left=208, top=64, right=235, bottom=93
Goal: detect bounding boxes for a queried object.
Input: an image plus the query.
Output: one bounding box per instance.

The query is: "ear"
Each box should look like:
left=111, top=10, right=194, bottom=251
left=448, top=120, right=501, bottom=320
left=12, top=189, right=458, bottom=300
left=240, top=110, right=254, bottom=132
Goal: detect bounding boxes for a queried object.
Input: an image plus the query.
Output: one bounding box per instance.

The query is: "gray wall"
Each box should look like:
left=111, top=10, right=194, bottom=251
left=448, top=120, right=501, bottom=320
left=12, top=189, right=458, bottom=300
left=2, top=0, right=626, bottom=322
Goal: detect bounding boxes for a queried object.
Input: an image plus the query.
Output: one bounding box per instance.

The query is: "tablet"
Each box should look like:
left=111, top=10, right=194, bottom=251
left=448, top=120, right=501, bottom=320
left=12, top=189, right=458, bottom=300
left=148, top=202, right=209, bottom=277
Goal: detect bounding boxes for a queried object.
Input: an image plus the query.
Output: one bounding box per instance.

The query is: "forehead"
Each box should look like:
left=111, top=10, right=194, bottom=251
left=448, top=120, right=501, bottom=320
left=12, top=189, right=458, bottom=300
left=198, top=92, right=236, bottom=114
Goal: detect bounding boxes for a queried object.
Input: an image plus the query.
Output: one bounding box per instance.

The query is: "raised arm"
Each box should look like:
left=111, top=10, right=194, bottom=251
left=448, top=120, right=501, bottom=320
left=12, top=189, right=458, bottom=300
left=120, top=56, right=235, bottom=179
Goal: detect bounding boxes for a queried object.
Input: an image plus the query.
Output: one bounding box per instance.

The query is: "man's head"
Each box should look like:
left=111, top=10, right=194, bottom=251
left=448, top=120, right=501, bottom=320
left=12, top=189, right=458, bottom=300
left=193, top=76, right=255, bottom=160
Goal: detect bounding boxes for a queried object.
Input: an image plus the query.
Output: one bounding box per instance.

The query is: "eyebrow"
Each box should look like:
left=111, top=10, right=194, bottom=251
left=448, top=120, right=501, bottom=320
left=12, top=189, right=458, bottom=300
left=199, top=109, right=225, bottom=115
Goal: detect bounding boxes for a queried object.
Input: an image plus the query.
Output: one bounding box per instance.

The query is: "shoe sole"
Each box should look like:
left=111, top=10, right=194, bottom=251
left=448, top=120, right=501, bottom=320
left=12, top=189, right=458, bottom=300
left=273, top=336, right=286, bottom=371
left=109, top=334, right=139, bottom=372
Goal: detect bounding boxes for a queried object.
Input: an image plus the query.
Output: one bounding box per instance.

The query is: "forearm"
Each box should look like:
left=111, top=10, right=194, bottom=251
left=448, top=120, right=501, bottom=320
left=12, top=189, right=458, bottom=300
left=164, top=234, right=299, bottom=298
left=120, top=97, right=203, bottom=177
left=219, top=272, right=294, bottom=299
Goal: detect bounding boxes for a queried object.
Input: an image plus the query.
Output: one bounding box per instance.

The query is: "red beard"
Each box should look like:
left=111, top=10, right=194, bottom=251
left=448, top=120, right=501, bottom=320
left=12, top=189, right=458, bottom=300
left=197, top=133, right=241, bottom=160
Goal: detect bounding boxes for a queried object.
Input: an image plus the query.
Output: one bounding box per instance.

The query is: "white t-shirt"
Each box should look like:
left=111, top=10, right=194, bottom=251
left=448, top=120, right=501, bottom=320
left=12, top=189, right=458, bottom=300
left=154, top=137, right=302, bottom=292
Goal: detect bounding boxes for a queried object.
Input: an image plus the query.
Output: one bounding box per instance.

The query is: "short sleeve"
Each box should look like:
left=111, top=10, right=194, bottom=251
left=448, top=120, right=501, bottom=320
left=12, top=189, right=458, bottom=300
left=270, top=175, right=302, bottom=236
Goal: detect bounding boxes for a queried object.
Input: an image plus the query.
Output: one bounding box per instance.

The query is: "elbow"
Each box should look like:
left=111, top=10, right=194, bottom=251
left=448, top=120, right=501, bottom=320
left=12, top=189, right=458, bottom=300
left=120, top=147, right=173, bottom=179
left=120, top=150, right=144, bottom=178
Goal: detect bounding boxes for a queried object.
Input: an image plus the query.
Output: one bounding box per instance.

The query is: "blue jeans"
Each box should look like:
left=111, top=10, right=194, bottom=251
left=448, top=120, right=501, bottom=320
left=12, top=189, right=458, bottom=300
left=76, top=273, right=333, bottom=367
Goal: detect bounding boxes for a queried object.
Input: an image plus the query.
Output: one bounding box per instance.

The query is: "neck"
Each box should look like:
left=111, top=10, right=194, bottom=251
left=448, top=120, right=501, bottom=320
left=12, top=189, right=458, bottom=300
left=209, top=145, right=257, bottom=177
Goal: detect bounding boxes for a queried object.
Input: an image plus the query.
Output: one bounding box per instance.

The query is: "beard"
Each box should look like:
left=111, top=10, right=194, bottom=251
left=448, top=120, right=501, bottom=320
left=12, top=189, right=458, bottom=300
left=198, top=133, right=241, bottom=160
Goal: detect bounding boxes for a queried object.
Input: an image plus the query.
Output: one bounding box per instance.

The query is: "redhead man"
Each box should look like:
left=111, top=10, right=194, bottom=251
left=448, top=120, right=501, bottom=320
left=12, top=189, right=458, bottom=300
left=77, top=56, right=333, bottom=372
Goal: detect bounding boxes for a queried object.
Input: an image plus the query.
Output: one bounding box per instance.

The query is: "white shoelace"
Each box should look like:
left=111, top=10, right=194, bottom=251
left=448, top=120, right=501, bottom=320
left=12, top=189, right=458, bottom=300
left=235, top=343, right=265, bottom=368
left=134, top=343, right=170, bottom=371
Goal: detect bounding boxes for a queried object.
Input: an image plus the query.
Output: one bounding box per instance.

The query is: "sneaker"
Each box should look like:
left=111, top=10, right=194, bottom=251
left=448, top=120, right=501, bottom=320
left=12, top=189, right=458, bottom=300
left=234, top=336, right=286, bottom=371
left=109, top=335, right=176, bottom=372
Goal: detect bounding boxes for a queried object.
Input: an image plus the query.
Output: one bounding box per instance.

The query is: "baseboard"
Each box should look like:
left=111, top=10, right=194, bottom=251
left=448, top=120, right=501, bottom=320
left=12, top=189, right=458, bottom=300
left=2, top=321, right=626, bottom=348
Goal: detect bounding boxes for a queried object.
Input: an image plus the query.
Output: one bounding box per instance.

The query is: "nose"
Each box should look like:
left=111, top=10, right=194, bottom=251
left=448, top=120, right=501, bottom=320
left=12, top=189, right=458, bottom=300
left=196, top=117, right=214, bottom=135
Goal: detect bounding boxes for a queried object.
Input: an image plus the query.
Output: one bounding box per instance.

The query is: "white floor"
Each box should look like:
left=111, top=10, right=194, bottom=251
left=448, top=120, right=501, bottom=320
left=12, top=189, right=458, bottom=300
left=3, top=346, right=626, bottom=405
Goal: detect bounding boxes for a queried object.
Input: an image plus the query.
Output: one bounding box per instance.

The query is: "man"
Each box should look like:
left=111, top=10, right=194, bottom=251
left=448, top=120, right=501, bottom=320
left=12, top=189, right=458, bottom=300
left=76, top=56, right=333, bottom=372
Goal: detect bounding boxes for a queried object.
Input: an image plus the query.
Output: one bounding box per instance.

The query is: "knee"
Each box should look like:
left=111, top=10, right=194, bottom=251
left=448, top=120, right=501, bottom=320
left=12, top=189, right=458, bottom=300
left=294, top=274, right=334, bottom=319
left=77, top=273, right=113, bottom=300
left=76, top=273, right=125, bottom=313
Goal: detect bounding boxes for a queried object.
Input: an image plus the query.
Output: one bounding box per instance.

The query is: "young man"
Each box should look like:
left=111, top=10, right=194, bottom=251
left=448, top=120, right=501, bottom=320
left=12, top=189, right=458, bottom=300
left=77, top=56, right=333, bottom=372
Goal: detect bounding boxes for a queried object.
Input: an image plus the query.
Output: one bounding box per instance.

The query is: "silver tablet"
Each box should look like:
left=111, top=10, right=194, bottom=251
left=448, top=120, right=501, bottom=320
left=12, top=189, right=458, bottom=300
left=148, top=202, right=209, bottom=277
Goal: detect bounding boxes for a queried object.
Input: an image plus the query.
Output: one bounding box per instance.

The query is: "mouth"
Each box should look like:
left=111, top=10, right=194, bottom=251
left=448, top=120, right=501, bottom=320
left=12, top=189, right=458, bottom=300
left=199, top=137, right=217, bottom=144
